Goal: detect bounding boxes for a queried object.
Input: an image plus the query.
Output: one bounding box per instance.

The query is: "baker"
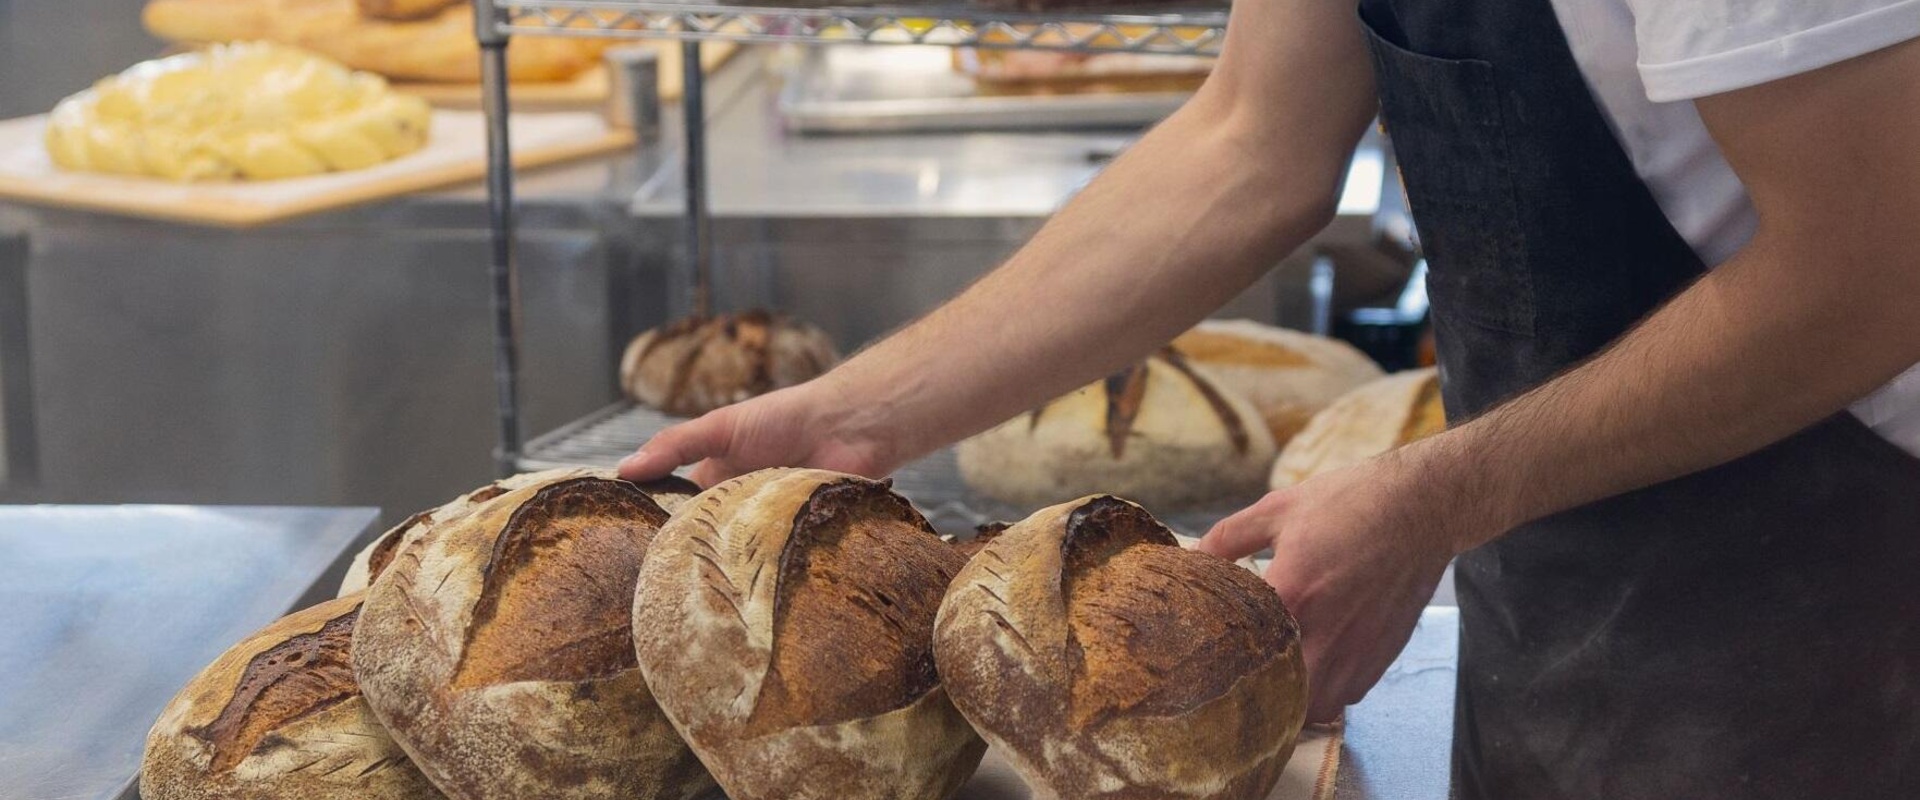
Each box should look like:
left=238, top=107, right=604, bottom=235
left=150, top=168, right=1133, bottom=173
left=620, top=0, right=1920, bottom=795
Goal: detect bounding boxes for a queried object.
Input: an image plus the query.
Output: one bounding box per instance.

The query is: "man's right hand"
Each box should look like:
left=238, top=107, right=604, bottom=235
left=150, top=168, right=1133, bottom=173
left=616, top=379, right=896, bottom=487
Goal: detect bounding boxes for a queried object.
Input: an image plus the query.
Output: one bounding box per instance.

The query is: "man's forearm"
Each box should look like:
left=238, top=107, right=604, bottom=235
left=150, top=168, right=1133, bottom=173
left=1408, top=221, right=1920, bottom=551
left=1400, top=40, right=1920, bottom=552
left=818, top=21, right=1377, bottom=466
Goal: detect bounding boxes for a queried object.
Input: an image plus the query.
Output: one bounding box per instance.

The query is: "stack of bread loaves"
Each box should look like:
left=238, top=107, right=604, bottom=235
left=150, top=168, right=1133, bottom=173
left=142, top=467, right=1308, bottom=800
left=958, top=320, right=1382, bottom=511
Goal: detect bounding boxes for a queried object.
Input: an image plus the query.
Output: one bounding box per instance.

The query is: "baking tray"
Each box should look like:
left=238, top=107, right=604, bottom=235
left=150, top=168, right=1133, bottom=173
left=396, top=41, right=743, bottom=109
left=777, top=46, right=1192, bottom=134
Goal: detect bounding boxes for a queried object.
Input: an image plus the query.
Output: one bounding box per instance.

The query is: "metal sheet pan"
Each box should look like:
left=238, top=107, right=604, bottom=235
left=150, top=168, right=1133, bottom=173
left=777, top=46, right=1191, bottom=134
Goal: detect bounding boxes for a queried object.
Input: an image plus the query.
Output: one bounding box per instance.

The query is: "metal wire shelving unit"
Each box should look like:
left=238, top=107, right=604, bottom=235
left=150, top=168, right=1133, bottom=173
left=474, top=0, right=1231, bottom=521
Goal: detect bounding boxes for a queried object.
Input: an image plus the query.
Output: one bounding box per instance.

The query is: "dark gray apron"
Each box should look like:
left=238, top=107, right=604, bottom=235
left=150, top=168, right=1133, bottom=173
left=1354, top=0, right=1920, bottom=796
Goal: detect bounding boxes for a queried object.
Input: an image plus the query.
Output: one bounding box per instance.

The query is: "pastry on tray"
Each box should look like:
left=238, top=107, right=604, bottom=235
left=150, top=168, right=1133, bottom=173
left=956, top=348, right=1277, bottom=511
left=1270, top=366, right=1446, bottom=489
left=620, top=310, right=840, bottom=417
left=44, top=42, right=431, bottom=181
left=143, top=0, right=613, bottom=82
left=1172, top=319, right=1385, bottom=448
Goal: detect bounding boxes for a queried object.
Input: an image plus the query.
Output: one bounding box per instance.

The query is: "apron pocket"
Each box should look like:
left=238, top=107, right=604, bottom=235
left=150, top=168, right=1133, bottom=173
left=1360, top=9, right=1536, bottom=338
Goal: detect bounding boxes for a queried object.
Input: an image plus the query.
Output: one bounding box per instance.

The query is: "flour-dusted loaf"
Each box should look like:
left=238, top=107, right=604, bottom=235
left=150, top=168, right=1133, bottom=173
left=352, top=477, right=712, bottom=800
left=337, top=468, right=698, bottom=596
left=1172, top=319, right=1385, bottom=447
left=1270, top=367, right=1446, bottom=489
left=140, top=594, right=443, bottom=800
left=619, top=310, right=840, bottom=417
left=934, top=495, right=1307, bottom=800
left=956, top=349, right=1278, bottom=510
left=632, top=468, right=986, bottom=800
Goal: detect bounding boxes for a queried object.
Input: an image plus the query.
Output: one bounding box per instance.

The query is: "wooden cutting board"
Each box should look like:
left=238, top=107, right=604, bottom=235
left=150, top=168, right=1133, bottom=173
left=395, top=41, right=741, bottom=110
left=0, top=110, right=632, bottom=227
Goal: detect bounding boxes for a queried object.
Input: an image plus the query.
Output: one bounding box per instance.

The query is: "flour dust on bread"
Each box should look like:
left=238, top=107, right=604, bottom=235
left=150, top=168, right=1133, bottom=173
left=956, top=348, right=1278, bottom=510
left=351, top=477, right=713, bottom=800
left=620, top=310, right=839, bottom=417
left=1270, top=367, right=1446, bottom=489
left=632, top=468, right=986, bottom=800
left=1172, top=319, right=1385, bottom=447
left=140, top=594, right=444, bottom=800
left=337, top=467, right=698, bottom=596
left=934, top=496, right=1307, bottom=800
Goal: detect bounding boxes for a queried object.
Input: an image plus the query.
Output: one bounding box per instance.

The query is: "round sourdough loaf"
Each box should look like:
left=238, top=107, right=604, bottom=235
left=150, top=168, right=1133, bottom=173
left=336, top=468, right=697, bottom=596
left=619, top=310, right=839, bottom=417
left=955, top=349, right=1277, bottom=510
left=1172, top=319, right=1385, bottom=447
left=352, top=477, right=712, bottom=800
left=1270, top=367, right=1446, bottom=489
left=934, top=495, right=1307, bottom=800
left=140, top=594, right=443, bottom=800
left=632, top=468, right=986, bottom=800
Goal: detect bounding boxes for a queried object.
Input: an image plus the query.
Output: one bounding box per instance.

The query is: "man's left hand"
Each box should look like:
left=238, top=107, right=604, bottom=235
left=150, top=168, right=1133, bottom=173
left=1198, top=452, right=1459, bottom=723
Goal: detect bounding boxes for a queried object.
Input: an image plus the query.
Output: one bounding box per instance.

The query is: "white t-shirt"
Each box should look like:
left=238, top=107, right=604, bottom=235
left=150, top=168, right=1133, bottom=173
left=1545, top=0, right=1920, bottom=456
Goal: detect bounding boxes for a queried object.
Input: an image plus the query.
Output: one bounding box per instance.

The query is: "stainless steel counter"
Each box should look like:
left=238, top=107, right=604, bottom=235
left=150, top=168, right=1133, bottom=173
left=0, top=502, right=1456, bottom=800
left=0, top=504, right=381, bottom=800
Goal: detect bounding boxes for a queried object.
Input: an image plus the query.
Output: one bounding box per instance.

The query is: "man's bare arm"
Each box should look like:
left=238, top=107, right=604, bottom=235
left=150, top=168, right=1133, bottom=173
left=621, top=0, right=1377, bottom=482
left=1199, top=38, right=1920, bottom=722
left=1405, top=38, right=1920, bottom=549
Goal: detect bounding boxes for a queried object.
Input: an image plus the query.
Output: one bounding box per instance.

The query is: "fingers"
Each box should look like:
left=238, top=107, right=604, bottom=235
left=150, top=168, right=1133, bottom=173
left=1197, top=492, right=1286, bottom=560
left=617, top=414, right=732, bottom=482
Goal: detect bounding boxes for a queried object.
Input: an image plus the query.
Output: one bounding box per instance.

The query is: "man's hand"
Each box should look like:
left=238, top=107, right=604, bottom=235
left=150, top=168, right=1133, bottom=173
left=617, top=379, right=896, bottom=486
left=614, top=0, right=1377, bottom=482
left=1199, top=451, right=1459, bottom=723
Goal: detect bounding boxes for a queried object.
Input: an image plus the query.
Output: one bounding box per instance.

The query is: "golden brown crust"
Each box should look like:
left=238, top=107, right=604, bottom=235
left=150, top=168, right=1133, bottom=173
left=140, top=595, right=443, bottom=800
left=934, top=495, right=1307, bottom=800
left=355, top=0, right=457, bottom=20
left=338, top=468, right=695, bottom=598
left=1270, top=368, right=1445, bottom=490
left=962, top=354, right=1277, bottom=510
left=953, top=522, right=1010, bottom=559
left=620, top=311, right=839, bottom=417
left=1171, top=320, right=1384, bottom=448
left=633, top=468, right=986, bottom=800
left=142, top=0, right=611, bottom=82
left=449, top=482, right=668, bottom=690
left=353, top=477, right=712, bottom=800
left=187, top=607, right=360, bottom=774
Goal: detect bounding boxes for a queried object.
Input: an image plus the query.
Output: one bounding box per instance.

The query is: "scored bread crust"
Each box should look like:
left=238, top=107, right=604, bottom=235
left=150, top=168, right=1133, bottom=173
left=632, top=468, right=986, bottom=800
left=956, top=351, right=1278, bottom=511
left=619, top=311, right=840, bottom=417
left=140, top=594, right=443, bottom=800
left=1173, top=319, right=1385, bottom=447
left=934, top=496, right=1307, bottom=800
left=337, top=468, right=698, bottom=596
left=352, top=477, right=712, bottom=800
left=1269, top=367, right=1445, bottom=489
